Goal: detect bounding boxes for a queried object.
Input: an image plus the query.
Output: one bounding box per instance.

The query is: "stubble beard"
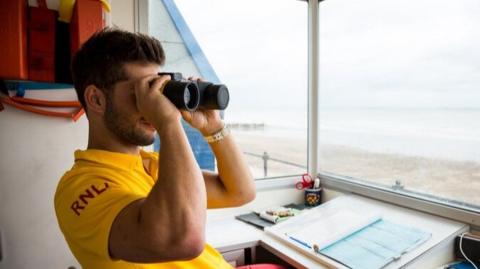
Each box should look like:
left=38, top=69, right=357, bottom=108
left=103, top=98, right=155, bottom=146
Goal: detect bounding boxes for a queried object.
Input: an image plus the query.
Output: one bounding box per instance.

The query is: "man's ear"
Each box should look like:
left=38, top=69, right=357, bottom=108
left=84, top=85, right=107, bottom=114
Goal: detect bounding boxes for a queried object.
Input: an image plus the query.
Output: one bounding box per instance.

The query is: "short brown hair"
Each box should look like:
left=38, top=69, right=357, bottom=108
left=71, top=28, right=165, bottom=108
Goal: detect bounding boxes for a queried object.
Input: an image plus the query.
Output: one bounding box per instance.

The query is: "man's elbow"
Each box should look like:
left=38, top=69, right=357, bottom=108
left=243, top=188, right=256, bottom=204
left=175, top=233, right=205, bottom=260
left=232, top=186, right=256, bottom=206
left=145, top=224, right=206, bottom=261
left=243, top=175, right=257, bottom=204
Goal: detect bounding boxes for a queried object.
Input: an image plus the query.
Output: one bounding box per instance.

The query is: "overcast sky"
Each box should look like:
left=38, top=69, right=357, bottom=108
left=174, top=0, right=480, bottom=110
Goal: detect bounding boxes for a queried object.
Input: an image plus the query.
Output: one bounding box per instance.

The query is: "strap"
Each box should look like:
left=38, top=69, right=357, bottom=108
left=0, top=96, right=85, bottom=122
left=10, top=96, right=82, bottom=107
left=204, top=125, right=231, bottom=143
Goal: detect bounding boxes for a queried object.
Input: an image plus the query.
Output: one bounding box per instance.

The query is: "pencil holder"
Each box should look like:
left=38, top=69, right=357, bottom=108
left=304, top=188, right=321, bottom=207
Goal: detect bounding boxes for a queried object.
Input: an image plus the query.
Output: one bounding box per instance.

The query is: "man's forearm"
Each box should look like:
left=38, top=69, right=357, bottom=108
left=209, top=134, right=255, bottom=207
left=141, top=120, right=207, bottom=245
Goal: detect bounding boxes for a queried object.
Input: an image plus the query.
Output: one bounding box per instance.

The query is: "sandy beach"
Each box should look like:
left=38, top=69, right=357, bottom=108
left=232, top=130, right=480, bottom=206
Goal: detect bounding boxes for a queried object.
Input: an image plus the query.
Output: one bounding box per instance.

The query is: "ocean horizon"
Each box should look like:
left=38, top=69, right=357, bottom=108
left=226, top=107, right=480, bottom=163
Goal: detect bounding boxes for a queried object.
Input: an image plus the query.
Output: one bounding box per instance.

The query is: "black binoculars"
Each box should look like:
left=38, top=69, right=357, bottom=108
left=158, top=72, right=229, bottom=112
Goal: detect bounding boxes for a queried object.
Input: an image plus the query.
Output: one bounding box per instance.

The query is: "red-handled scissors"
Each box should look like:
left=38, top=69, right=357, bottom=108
left=295, top=173, right=314, bottom=190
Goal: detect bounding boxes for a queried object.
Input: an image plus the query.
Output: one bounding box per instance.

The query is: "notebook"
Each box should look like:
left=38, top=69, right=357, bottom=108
left=265, top=198, right=431, bottom=269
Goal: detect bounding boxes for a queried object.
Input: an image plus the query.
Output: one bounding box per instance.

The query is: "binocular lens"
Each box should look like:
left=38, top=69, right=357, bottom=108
left=199, top=84, right=229, bottom=110
left=163, top=81, right=199, bottom=112
left=183, top=88, right=190, bottom=104
left=216, top=85, right=229, bottom=109
left=185, top=83, right=199, bottom=111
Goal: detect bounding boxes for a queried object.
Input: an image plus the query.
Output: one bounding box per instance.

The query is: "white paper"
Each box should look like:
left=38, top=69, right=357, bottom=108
left=287, top=210, right=381, bottom=250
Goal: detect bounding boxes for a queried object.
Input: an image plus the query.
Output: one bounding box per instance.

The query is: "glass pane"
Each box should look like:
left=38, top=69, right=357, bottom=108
left=319, top=0, right=480, bottom=209
left=150, top=0, right=308, bottom=179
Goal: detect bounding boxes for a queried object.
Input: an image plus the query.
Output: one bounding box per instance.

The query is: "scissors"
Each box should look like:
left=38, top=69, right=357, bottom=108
left=295, top=173, right=314, bottom=190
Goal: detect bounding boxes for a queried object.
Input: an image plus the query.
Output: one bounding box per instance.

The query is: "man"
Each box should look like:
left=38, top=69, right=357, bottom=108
left=54, top=28, right=256, bottom=268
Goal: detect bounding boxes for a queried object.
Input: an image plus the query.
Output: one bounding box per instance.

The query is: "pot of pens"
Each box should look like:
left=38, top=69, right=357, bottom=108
left=295, top=173, right=322, bottom=207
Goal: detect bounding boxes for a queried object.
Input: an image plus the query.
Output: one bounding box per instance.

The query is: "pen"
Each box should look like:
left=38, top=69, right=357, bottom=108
left=313, top=178, right=320, bottom=189
left=287, top=235, right=312, bottom=249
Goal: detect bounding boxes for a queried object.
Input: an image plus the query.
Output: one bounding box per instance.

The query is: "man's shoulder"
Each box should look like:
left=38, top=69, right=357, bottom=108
left=54, top=161, right=121, bottom=207
left=57, top=160, right=113, bottom=188
left=54, top=161, right=138, bottom=223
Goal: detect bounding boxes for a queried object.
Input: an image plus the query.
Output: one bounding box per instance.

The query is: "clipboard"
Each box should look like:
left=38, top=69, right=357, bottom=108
left=265, top=196, right=431, bottom=269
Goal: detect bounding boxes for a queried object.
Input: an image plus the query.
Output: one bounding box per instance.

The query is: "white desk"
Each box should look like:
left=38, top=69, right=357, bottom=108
left=206, top=194, right=468, bottom=269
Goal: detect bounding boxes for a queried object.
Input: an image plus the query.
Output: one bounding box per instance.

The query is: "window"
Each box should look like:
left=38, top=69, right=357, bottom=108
left=318, top=0, right=480, bottom=209
left=149, top=0, right=308, bottom=179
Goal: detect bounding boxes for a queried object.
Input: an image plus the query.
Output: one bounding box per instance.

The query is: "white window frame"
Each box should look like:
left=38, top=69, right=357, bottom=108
left=139, top=0, right=480, bottom=226
left=134, top=0, right=149, bottom=34
left=307, top=0, right=480, bottom=226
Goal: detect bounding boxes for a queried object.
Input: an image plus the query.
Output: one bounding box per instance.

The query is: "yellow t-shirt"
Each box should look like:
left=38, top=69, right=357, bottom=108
left=54, top=149, right=232, bottom=269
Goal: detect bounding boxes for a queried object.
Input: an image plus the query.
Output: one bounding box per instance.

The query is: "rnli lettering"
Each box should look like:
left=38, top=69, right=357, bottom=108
left=71, top=182, right=109, bottom=216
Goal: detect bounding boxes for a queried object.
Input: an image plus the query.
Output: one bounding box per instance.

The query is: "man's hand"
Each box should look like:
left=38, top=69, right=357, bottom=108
left=181, top=109, right=224, bottom=136
left=181, top=77, right=224, bottom=135
left=134, top=74, right=181, bottom=132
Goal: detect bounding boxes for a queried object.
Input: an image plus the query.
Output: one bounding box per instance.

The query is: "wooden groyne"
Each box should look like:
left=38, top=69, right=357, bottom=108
left=226, top=123, right=265, bottom=130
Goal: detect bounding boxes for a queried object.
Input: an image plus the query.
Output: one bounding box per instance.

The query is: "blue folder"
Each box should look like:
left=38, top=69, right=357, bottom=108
left=320, top=219, right=431, bottom=269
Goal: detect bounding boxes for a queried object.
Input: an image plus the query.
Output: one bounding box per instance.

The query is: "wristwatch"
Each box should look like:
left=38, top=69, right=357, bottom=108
left=204, top=125, right=231, bottom=143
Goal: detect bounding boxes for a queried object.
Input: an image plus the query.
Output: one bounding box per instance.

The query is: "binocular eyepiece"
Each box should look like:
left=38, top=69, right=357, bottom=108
left=158, top=72, right=229, bottom=112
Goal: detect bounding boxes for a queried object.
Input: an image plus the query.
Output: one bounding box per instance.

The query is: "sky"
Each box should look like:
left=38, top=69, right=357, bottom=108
left=173, top=0, right=480, bottom=116
left=318, top=0, right=480, bottom=108
left=174, top=0, right=308, bottom=114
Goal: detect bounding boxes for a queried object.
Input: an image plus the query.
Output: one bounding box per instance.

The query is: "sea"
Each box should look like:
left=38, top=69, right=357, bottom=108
left=225, top=107, right=480, bottom=163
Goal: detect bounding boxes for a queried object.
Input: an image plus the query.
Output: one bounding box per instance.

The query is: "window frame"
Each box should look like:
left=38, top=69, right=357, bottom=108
left=139, top=0, right=480, bottom=225
left=310, top=0, right=480, bottom=225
